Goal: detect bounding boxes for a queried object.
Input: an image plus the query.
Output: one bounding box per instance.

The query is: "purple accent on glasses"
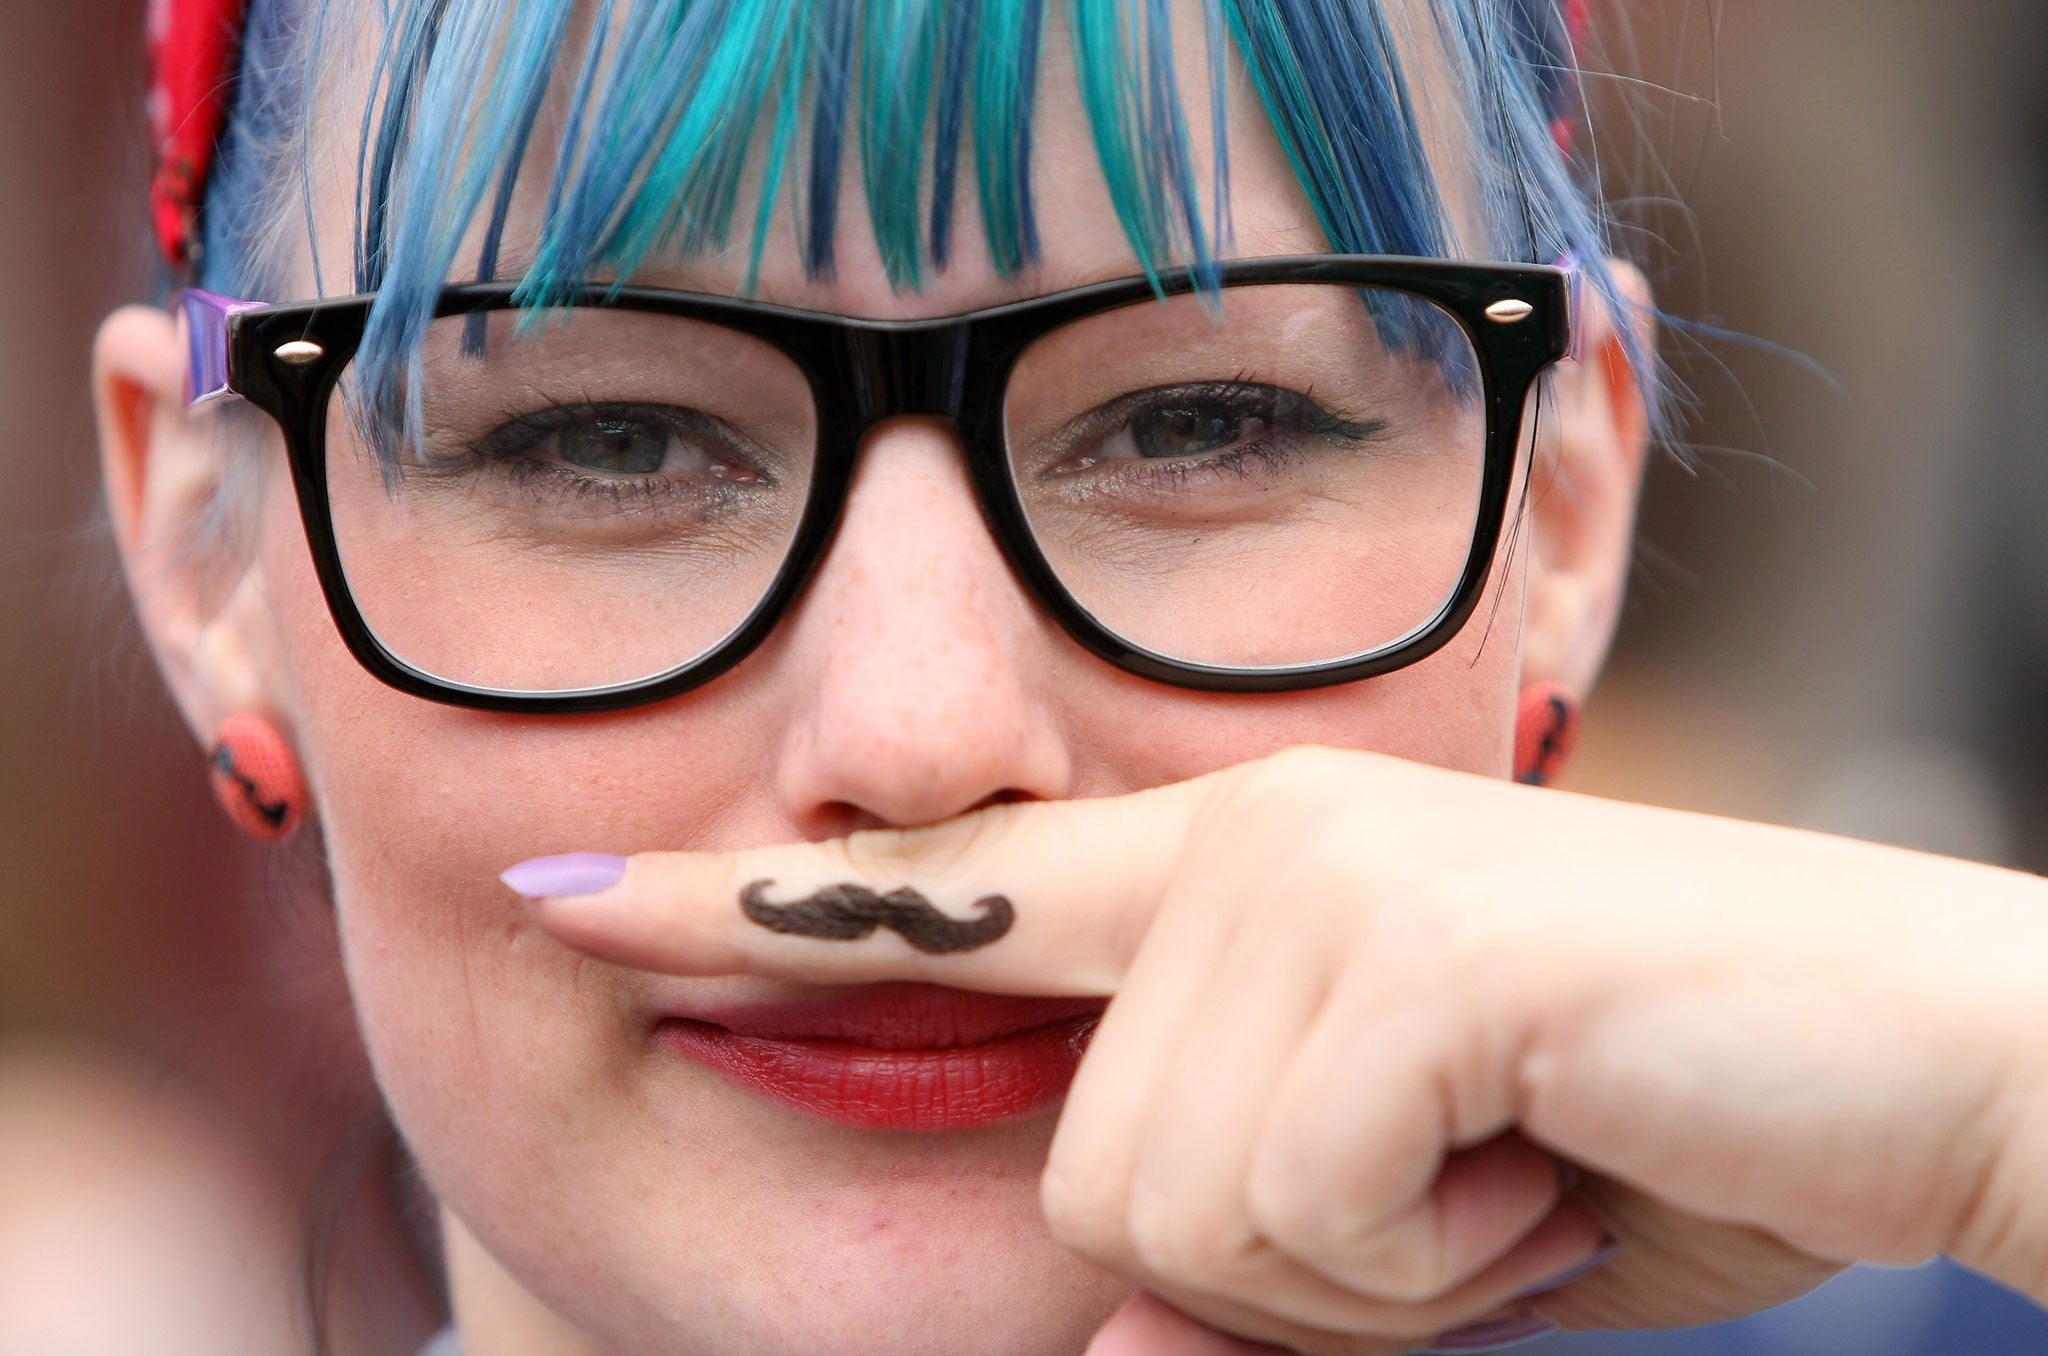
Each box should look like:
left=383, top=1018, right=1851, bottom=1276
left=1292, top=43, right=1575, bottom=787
left=180, top=289, right=265, bottom=407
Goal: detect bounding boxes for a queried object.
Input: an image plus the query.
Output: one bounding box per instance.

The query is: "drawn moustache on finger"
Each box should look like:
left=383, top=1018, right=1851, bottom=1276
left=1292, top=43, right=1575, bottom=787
left=739, top=880, right=1016, bottom=954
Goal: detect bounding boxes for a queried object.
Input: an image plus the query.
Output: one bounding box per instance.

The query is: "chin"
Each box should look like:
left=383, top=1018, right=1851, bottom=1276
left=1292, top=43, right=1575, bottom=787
left=688, top=1251, right=1130, bottom=1356
left=436, top=1083, right=1134, bottom=1356
left=509, top=1182, right=1131, bottom=1356
left=666, top=1125, right=1130, bottom=1355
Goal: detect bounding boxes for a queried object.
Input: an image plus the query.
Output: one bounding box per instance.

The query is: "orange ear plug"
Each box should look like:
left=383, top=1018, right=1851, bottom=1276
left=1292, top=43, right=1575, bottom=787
left=208, top=714, right=306, bottom=843
left=1514, top=683, right=1581, bottom=788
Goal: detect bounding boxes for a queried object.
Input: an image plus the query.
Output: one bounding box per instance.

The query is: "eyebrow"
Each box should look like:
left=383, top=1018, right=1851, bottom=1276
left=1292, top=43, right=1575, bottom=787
left=545, top=258, right=1135, bottom=323
left=562, top=226, right=1328, bottom=317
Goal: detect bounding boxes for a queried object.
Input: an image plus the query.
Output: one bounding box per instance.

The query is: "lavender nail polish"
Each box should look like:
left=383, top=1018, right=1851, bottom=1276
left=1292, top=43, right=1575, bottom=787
left=1425, top=1315, right=1559, bottom=1354
left=1515, top=1237, right=1620, bottom=1300
left=501, top=853, right=628, bottom=898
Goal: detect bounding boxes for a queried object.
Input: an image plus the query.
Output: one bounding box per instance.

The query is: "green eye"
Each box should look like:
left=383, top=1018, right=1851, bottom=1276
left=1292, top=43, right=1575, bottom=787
left=1129, top=405, right=1252, bottom=459
left=553, top=417, right=672, bottom=474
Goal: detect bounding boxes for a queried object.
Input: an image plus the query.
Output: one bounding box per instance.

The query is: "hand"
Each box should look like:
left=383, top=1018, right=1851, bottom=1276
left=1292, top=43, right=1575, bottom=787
left=515, top=747, right=2048, bottom=1353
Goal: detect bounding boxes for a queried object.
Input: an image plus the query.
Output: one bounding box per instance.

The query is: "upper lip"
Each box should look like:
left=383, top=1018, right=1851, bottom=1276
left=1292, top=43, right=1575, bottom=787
left=658, top=983, right=1107, bottom=1050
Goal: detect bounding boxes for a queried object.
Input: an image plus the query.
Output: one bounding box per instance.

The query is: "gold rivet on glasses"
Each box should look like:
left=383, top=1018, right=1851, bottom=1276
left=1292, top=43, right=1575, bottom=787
left=1485, top=299, right=1535, bottom=325
left=274, top=339, right=325, bottom=365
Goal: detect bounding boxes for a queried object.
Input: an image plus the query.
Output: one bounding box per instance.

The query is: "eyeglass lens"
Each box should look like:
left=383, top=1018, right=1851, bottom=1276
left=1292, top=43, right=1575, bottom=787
left=322, top=283, right=1487, bottom=695
left=1003, top=285, right=1486, bottom=669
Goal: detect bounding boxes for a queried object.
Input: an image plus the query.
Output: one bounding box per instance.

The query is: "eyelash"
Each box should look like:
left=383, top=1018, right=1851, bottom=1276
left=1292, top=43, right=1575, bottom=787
left=1044, top=378, right=1385, bottom=482
left=494, top=457, right=722, bottom=515
left=402, top=381, right=1377, bottom=516
left=462, top=401, right=773, bottom=515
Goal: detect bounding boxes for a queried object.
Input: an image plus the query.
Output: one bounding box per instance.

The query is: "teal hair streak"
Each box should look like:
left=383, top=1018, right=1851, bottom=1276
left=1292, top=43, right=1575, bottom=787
left=859, top=0, right=942, bottom=288
left=744, top=18, right=805, bottom=294
left=927, top=0, right=976, bottom=271
left=622, top=0, right=800, bottom=269
left=1069, top=0, right=1224, bottom=291
left=517, top=0, right=799, bottom=304
left=1218, top=0, right=1449, bottom=259
left=969, top=0, right=1046, bottom=274
left=355, top=0, right=584, bottom=455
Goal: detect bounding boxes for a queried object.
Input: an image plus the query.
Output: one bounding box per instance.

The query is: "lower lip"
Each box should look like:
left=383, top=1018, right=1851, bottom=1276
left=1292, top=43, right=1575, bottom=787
left=656, top=1013, right=1101, bottom=1133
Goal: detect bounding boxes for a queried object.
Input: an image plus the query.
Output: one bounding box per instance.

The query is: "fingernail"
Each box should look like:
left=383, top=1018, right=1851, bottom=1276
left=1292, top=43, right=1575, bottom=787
left=1515, top=1236, right=1620, bottom=1300
left=1425, top=1315, right=1560, bottom=1354
left=501, top=853, right=628, bottom=898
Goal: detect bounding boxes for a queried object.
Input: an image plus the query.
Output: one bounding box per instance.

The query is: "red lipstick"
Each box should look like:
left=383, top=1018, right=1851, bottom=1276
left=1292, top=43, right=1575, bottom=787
left=656, top=984, right=1104, bottom=1132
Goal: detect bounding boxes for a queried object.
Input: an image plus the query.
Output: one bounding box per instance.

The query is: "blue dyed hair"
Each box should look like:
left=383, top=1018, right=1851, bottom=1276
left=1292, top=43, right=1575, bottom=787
left=196, top=0, right=1639, bottom=413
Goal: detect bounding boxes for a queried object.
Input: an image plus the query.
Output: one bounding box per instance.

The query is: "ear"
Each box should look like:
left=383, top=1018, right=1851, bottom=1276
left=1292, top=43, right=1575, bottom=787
left=1518, top=260, right=1655, bottom=699
left=94, top=305, right=284, bottom=748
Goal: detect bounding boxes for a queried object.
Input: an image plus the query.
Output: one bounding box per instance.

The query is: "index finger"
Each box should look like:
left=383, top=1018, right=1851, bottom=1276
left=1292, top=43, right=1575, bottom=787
left=506, top=772, right=1220, bottom=995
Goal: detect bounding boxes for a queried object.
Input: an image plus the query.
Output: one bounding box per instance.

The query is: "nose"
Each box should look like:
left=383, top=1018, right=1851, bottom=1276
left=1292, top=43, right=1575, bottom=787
left=770, top=418, right=1074, bottom=835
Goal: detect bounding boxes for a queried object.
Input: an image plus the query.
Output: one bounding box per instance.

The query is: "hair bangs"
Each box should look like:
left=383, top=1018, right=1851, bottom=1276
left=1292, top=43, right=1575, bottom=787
left=349, top=0, right=1244, bottom=308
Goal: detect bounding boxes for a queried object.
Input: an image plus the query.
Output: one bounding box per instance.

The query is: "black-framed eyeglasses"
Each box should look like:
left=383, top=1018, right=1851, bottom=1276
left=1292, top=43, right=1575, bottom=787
left=182, top=255, right=1573, bottom=715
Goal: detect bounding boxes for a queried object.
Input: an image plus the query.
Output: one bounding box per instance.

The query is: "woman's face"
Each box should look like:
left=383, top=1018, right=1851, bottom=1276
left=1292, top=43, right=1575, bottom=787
left=103, top=9, right=1646, bottom=1354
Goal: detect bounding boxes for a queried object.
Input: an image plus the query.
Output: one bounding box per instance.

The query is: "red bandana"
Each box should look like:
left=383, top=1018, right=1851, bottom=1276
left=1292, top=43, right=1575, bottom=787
left=148, top=0, right=250, bottom=273
left=143, top=0, right=1592, bottom=273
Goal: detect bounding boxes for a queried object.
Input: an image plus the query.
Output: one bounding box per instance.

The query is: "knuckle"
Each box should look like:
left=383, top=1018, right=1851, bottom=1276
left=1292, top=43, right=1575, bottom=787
left=1345, top=1228, right=1457, bottom=1306
left=1039, top=1161, right=1126, bottom=1262
left=1353, top=1245, right=1454, bottom=1306
left=1125, top=1185, right=1259, bottom=1287
left=1125, top=1206, right=1207, bottom=1282
left=1256, top=744, right=1383, bottom=805
left=1248, top=1170, right=1452, bottom=1306
left=1244, top=1159, right=1336, bottom=1257
left=1209, top=752, right=1379, bottom=877
left=1258, top=743, right=1359, bottom=784
left=1293, top=811, right=1382, bottom=890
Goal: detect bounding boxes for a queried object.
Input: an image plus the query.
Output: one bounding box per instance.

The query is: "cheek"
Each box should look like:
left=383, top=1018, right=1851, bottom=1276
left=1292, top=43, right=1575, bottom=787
left=252, top=481, right=768, bottom=1137
left=1061, top=552, right=1528, bottom=792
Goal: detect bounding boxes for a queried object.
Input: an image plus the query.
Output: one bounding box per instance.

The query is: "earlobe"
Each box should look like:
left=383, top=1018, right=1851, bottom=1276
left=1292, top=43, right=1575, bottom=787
left=93, top=304, right=278, bottom=745
left=1518, top=260, right=1656, bottom=700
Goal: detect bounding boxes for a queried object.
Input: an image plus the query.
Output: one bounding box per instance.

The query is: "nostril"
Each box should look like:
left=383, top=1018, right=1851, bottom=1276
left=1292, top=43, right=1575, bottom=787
left=807, top=802, right=896, bottom=839
left=807, top=787, right=1039, bottom=839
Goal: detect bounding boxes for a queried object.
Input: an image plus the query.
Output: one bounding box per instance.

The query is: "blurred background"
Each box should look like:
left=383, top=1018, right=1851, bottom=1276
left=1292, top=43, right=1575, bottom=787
left=6, top=0, right=2048, bottom=1351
